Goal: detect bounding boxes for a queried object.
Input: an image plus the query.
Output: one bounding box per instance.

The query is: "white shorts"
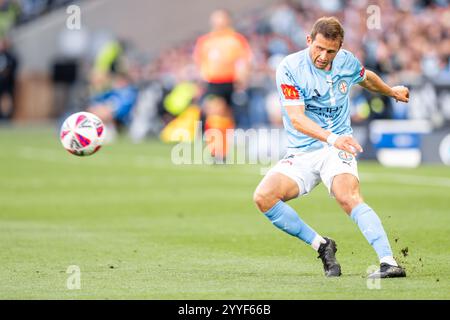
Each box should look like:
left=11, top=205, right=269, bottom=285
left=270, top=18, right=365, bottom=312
left=267, top=145, right=359, bottom=197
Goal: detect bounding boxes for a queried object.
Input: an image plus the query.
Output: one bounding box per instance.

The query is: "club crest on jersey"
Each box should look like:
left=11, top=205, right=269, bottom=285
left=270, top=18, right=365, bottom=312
left=281, top=84, right=300, bottom=100
left=338, top=80, right=348, bottom=94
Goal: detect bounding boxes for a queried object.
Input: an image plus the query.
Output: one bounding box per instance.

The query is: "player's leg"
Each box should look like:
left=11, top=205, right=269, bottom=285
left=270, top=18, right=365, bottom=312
left=332, top=173, right=394, bottom=260
left=203, top=96, right=234, bottom=161
left=0, top=92, right=14, bottom=120
left=87, top=105, right=117, bottom=143
left=254, top=171, right=327, bottom=247
left=254, top=170, right=341, bottom=277
left=87, top=105, right=114, bottom=123
left=0, top=92, right=4, bottom=120
left=331, top=173, right=406, bottom=278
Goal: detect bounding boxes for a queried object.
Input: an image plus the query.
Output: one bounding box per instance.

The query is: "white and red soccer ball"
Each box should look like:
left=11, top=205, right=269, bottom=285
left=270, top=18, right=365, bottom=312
left=60, top=112, right=105, bottom=156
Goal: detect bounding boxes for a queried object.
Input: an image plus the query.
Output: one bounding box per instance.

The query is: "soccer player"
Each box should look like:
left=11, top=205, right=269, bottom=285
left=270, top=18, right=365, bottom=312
left=253, top=17, right=409, bottom=278
left=87, top=71, right=138, bottom=143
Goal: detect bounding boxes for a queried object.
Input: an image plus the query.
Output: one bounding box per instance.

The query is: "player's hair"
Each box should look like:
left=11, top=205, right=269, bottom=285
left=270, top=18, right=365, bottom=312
left=310, top=17, right=344, bottom=45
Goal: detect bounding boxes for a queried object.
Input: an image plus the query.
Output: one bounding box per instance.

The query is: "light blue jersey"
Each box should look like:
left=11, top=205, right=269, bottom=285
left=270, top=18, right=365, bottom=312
left=276, top=48, right=366, bottom=152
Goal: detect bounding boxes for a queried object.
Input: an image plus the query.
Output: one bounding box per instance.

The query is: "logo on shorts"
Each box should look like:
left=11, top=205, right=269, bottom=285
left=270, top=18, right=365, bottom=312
left=338, top=151, right=353, bottom=166
left=338, top=151, right=353, bottom=161
left=281, top=159, right=293, bottom=166
left=338, top=80, right=348, bottom=94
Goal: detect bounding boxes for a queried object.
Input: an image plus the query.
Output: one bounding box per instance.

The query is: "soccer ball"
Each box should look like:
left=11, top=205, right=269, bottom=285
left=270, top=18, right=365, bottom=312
left=60, top=112, right=105, bottom=156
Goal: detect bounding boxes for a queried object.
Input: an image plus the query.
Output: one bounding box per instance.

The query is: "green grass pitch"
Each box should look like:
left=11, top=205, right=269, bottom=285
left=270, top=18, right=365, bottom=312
left=0, top=126, right=449, bottom=299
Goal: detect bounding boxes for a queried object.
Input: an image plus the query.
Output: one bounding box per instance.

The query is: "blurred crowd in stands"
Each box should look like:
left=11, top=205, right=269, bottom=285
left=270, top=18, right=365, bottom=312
left=91, top=0, right=450, bottom=142
left=0, top=0, right=71, bottom=120
left=2, top=0, right=450, bottom=143
left=143, top=0, right=450, bottom=130
left=0, top=0, right=71, bottom=29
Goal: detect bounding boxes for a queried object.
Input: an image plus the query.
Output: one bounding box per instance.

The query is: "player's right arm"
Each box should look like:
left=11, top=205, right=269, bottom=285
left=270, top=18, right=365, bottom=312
left=285, top=105, right=363, bottom=156
left=276, top=58, right=362, bottom=156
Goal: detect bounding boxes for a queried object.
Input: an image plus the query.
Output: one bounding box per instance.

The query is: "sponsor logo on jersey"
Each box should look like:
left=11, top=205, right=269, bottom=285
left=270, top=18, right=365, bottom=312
left=305, top=104, right=343, bottom=118
left=281, top=84, right=300, bottom=100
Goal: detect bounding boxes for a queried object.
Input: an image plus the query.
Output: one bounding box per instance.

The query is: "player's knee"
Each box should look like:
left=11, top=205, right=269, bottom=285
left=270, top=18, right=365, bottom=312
left=336, top=193, right=363, bottom=215
left=253, top=191, right=267, bottom=212
left=253, top=190, right=279, bottom=213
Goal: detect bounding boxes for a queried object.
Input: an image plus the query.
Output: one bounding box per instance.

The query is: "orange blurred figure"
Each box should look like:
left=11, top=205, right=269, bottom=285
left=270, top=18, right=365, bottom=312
left=193, top=9, right=252, bottom=161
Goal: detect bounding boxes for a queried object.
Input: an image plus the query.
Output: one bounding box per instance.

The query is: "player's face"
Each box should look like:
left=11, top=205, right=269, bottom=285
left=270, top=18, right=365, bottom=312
left=307, top=34, right=341, bottom=70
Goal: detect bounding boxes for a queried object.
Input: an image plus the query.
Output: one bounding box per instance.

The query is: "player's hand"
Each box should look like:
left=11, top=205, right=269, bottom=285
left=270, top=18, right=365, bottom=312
left=391, top=85, right=409, bottom=103
left=334, top=136, right=363, bottom=157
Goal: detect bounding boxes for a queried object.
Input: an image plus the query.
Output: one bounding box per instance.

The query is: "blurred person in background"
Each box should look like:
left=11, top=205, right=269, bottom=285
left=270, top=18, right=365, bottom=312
left=193, top=9, right=252, bottom=161
left=0, top=37, right=17, bottom=121
left=145, top=0, right=448, bottom=139
left=0, top=0, right=18, bottom=121
left=84, top=37, right=139, bottom=143
left=0, top=0, right=19, bottom=36
left=87, top=69, right=138, bottom=143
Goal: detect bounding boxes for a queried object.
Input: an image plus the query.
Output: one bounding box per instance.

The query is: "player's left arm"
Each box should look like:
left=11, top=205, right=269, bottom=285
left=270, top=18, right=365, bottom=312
left=358, top=69, right=409, bottom=103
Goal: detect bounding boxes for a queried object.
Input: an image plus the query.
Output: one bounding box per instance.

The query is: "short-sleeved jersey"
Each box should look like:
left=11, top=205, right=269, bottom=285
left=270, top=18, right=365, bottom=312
left=275, top=48, right=366, bottom=152
left=193, top=29, right=252, bottom=84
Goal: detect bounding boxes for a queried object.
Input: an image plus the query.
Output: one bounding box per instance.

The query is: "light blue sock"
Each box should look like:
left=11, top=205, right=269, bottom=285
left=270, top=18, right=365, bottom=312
left=264, top=200, right=317, bottom=245
left=351, top=203, right=393, bottom=259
